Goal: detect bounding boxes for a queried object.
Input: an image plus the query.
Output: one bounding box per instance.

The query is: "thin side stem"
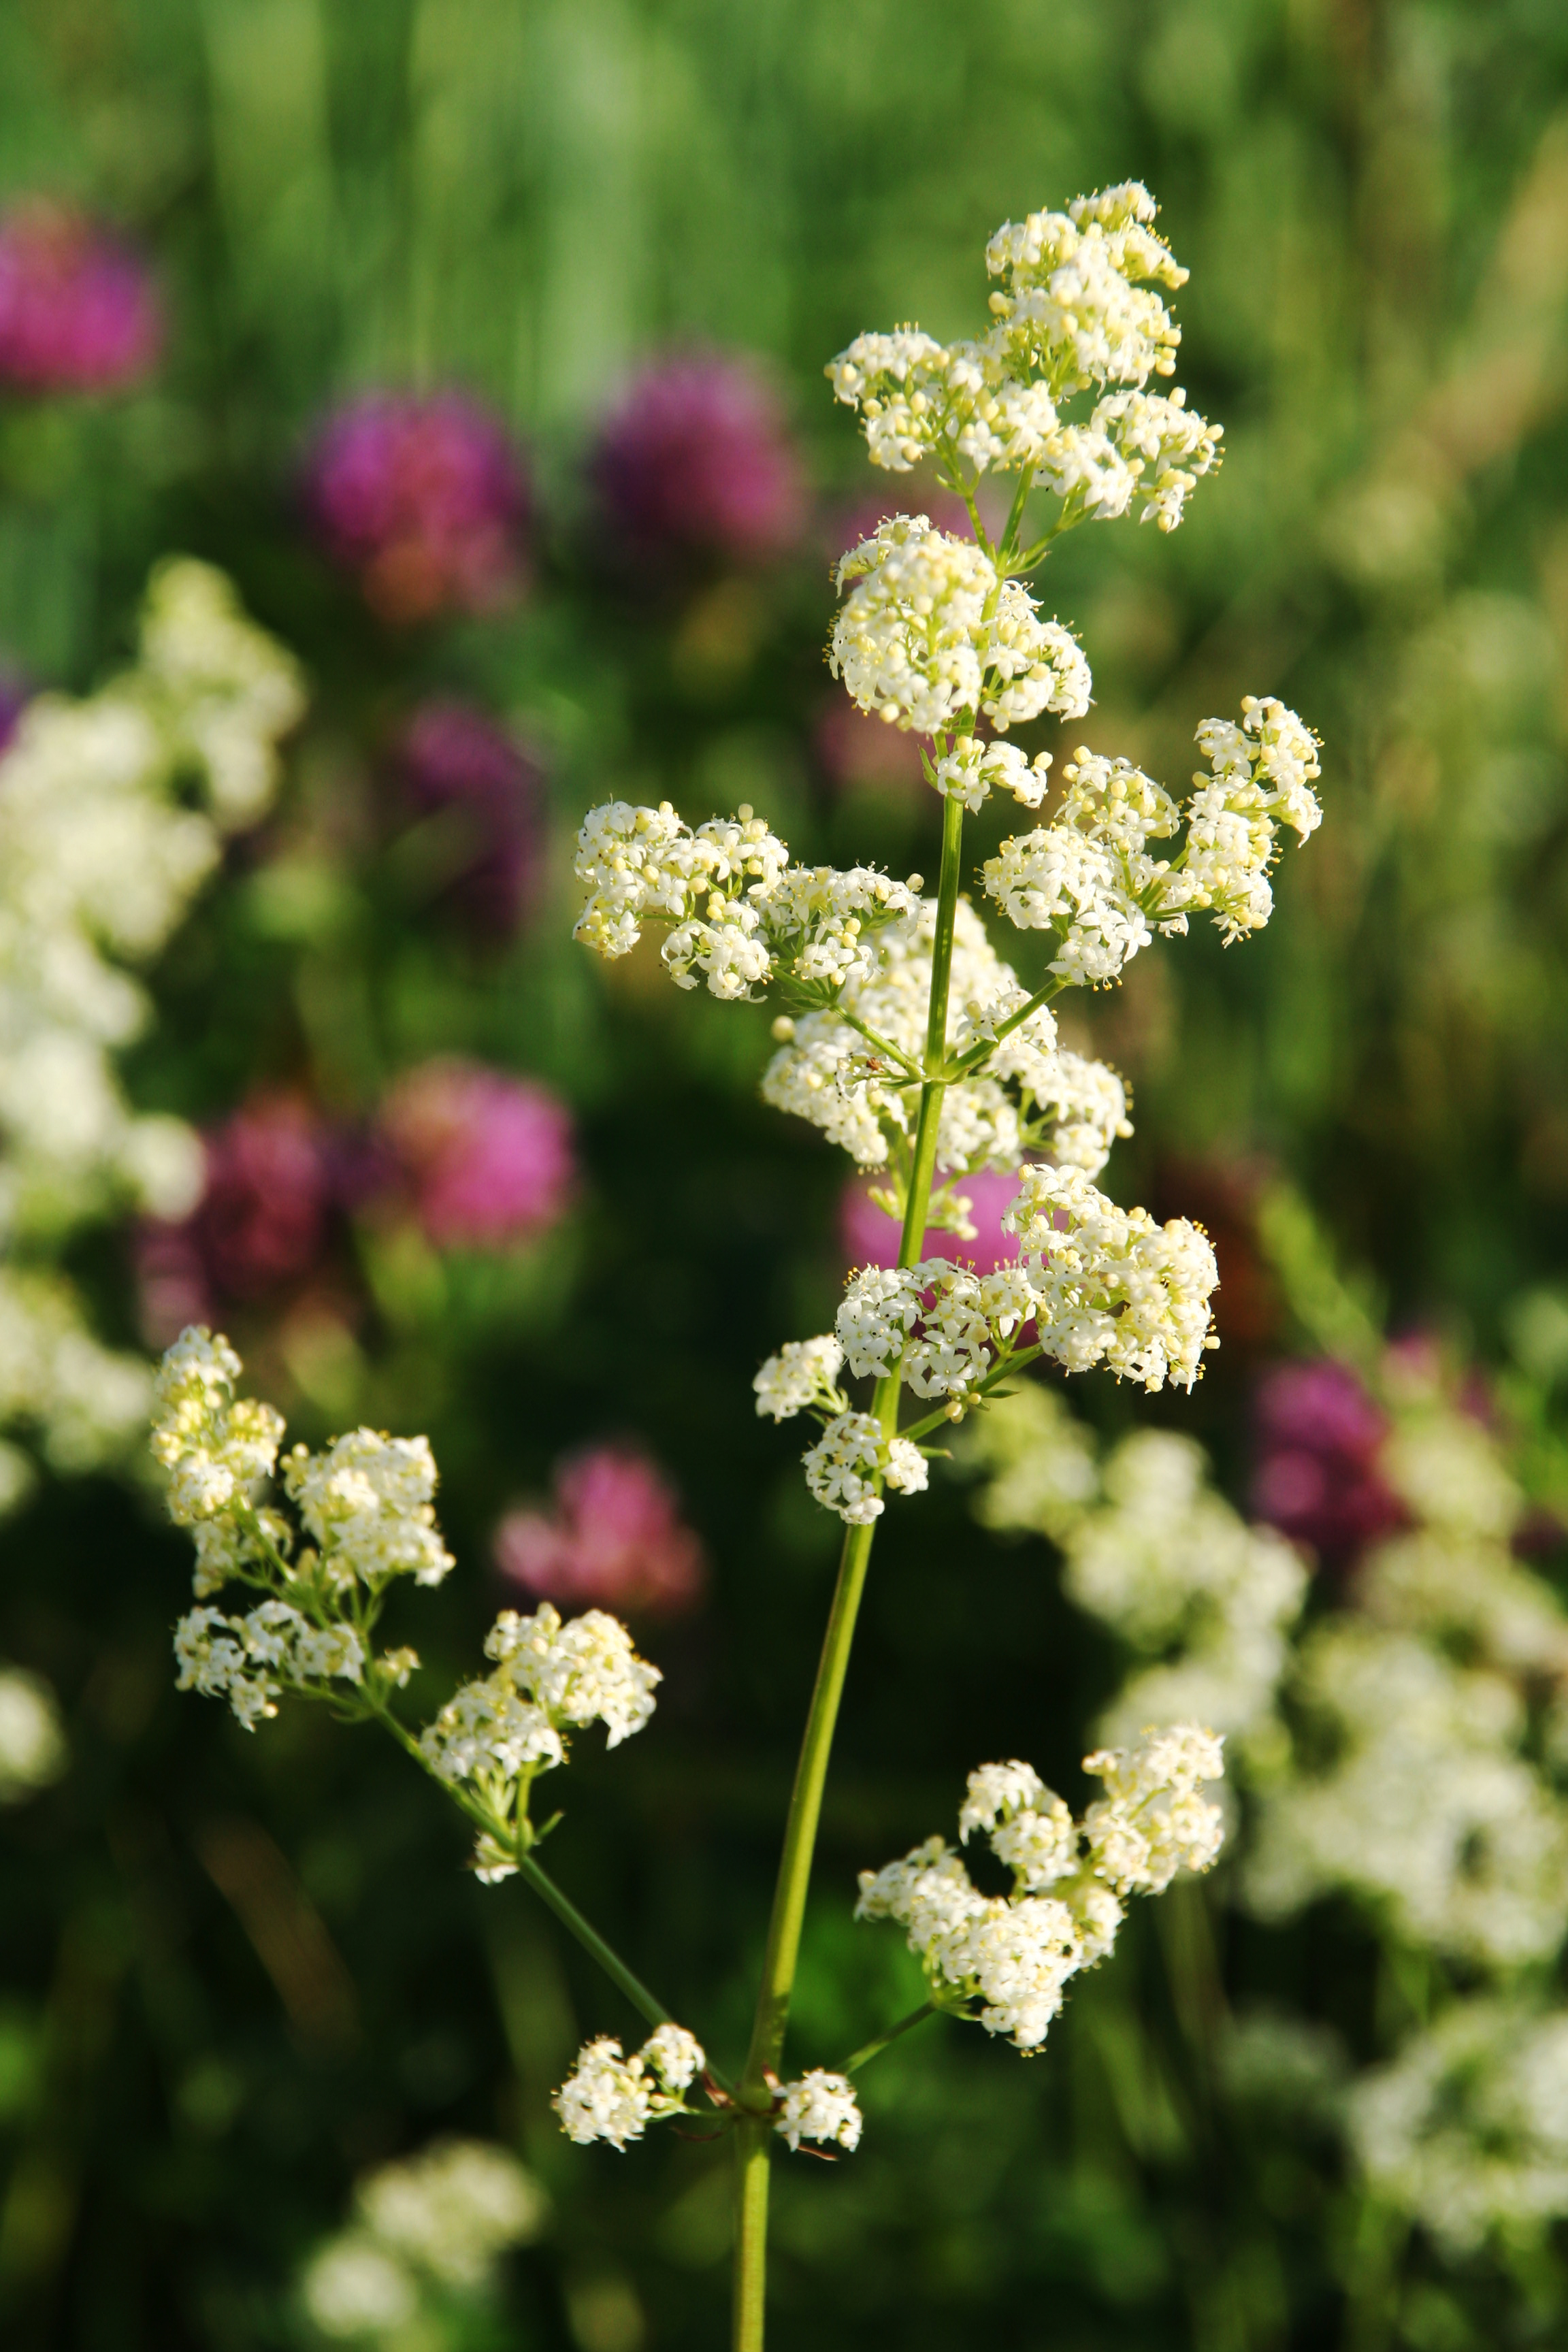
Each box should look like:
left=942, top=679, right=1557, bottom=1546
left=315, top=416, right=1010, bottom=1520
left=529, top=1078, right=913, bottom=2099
left=515, top=1855, right=674, bottom=2038
left=836, top=1007, right=925, bottom=1083
left=731, top=791, right=968, bottom=2352
left=843, top=2001, right=936, bottom=2076
left=900, top=1343, right=1045, bottom=1448
left=950, top=975, right=1067, bottom=1079
left=368, top=1702, right=680, bottom=2045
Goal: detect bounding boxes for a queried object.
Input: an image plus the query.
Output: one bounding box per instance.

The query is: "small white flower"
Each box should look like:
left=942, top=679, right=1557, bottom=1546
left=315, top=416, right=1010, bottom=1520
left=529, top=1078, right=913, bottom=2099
left=753, top=1336, right=846, bottom=1423
left=857, top=1726, right=1224, bottom=2051
left=484, top=1602, right=661, bottom=1748
left=283, top=1428, right=454, bottom=1588
left=552, top=2038, right=653, bottom=2150
left=641, top=2023, right=705, bottom=2092
left=802, top=1411, right=889, bottom=1525
left=959, top=1760, right=1049, bottom=1839
left=774, top=2070, right=863, bottom=2153
left=552, top=2023, right=706, bottom=2150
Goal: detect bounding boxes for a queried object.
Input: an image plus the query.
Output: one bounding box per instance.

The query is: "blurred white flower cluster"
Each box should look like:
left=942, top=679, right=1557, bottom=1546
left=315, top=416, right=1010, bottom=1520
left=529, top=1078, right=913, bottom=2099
left=983, top=1396, right=1306, bottom=1763
left=151, top=1328, right=662, bottom=1882
left=0, top=559, right=301, bottom=1494
left=857, top=1728, right=1224, bottom=2051
left=301, top=2136, right=544, bottom=2342
left=965, top=1324, right=1568, bottom=2255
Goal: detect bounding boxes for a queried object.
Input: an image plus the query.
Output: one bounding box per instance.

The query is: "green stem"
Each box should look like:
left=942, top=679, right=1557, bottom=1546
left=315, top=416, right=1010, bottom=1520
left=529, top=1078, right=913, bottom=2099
left=843, top=2001, right=936, bottom=2076
left=996, top=468, right=1034, bottom=565
left=514, top=1855, right=674, bottom=2036
left=730, top=791, right=967, bottom=2351
left=950, top=975, right=1066, bottom=1079
left=898, top=1343, right=1045, bottom=1448
left=836, top=1007, right=925, bottom=1083
left=368, top=1703, right=680, bottom=2045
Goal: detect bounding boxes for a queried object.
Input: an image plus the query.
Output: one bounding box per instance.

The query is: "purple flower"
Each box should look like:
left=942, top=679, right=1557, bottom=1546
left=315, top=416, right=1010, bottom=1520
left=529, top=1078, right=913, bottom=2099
left=593, top=354, right=806, bottom=568
left=0, top=204, right=161, bottom=394
left=301, top=393, right=529, bottom=624
left=394, top=700, right=544, bottom=941
left=839, top=1166, right=1028, bottom=1277
left=494, top=1445, right=706, bottom=1618
left=135, top=1095, right=336, bottom=1345
left=380, top=1058, right=573, bottom=1248
left=1250, top=1358, right=1407, bottom=1565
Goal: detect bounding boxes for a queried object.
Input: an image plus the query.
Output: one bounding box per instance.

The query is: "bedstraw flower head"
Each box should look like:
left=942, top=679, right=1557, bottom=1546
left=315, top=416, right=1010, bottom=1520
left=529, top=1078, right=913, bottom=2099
left=419, top=1602, right=662, bottom=1878
left=552, top=2023, right=706, bottom=2150
left=173, top=1599, right=365, bottom=1731
left=830, top=516, right=1090, bottom=738
left=753, top=1335, right=847, bottom=1423
left=774, top=2071, right=863, bottom=2154
left=572, top=798, right=915, bottom=1002
left=283, top=1429, right=455, bottom=1590
left=801, top=1410, right=929, bottom=1526
left=857, top=1726, right=1224, bottom=2052
left=760, top=896, right=1130, bottom=1186
left=1081, top=1723, right=1227, bottom=1893
left=1004, top=1163, right=1218, bottom=1392
left=826, top=185, right=1220, bottom=532
left=150, top=1325, right=287, bottom=1531
left=931, top=736, right=1053, bottom=814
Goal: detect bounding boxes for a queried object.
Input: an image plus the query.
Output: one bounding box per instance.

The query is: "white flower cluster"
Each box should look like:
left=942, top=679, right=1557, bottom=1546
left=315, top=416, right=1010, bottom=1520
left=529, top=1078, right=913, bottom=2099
left=1004, top=1162, right=1219, bottom=1391
left=837, top=1257, right=1036, bottom=1398
left=761, top=896, right=1130, bottom=1186
left=825, top=186, right=1221, bottom=531
left=282, top=1429, right=455, bottom=1592
left=752, top=1334, right=847, bottom=1423
left=301, top=2137, right=545, bottom=2336
left=930, top=734, right=1054, bottom=814
left=1349, top=2001, right=1568, bottom=2255
left=829, top=514, right=1091, bottom=737
left=553, top=2023, right=706, bottom=2149
left=1245, top=1616, right=1568, bottom=1969
left=966, top=1392, right=1307, bottom=1761
left=774, top=2070, right=863, bottom=2154
left=420, top=1603, right=662, bottom=1875
left=0, top=560, right=302, bottom=1247
left=153, top=1333, right=662, bottom=1883
left=825, top=328, right=1063, bottom=476
left=800, top=1410, right=929, bottom=1526
left=1178, top=699, right=1324, bottom=942
left=986, top=182, right=1186, bottom=394
left=0, top=563, right=301, bottom=1502
left=572, top=797, right=917, bottom=1001
left=0, top=1264, right=157, bottom=1480
left=762, top=1177, right=1219, bottom=1526
left=983, top=700, right=1322, bottom=979
left=0, top=1663, right=67, bottom=1804
left=152, top=1324, right=456, bottom=1607
left=150, top=1326, right=287, bottom=1547
left=858, top=1727, right=1224, bottom=2051
left=174, top=1599, right=366, bottom=1731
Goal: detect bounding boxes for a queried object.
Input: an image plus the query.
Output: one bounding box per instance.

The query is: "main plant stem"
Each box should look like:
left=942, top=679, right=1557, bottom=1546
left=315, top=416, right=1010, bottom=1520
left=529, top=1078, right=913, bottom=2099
left=730, top=791, right=966, bottom=2352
